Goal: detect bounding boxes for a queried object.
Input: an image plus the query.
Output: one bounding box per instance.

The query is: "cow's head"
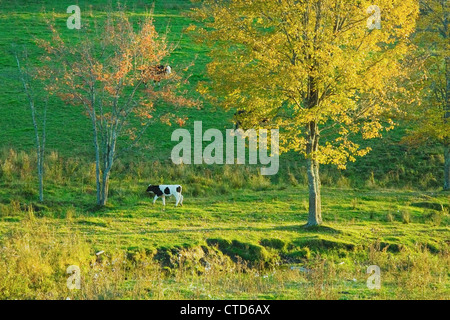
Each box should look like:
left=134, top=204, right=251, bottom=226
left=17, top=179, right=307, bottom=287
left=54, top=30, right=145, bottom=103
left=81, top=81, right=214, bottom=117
left=165, top=65, right=172, bottom=75
left=146, top=184, right=156, bottom=193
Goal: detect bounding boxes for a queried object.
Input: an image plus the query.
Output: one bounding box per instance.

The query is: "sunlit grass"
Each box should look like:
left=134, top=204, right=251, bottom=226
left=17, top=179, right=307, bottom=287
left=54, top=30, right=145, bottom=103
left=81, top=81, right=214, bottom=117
left=0, top=212, right=448, bottom=300
left=0, top=164, right=448, bottom=300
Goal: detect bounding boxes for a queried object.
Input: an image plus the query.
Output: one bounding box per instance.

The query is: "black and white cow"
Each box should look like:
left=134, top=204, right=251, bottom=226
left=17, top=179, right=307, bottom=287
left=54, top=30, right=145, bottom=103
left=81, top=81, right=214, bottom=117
left=146, top=184, right=183, bottom=207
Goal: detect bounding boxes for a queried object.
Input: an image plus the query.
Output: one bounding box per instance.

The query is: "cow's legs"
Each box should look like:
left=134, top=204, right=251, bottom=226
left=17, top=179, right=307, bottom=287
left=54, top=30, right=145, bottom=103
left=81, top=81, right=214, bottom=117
left=152, top=195, right=158, bottom=205
left=180, top=195, right=183, bottom=206
left=162, top=196, right=166, bottom=206
left=175, top=194, right=181, bottom=207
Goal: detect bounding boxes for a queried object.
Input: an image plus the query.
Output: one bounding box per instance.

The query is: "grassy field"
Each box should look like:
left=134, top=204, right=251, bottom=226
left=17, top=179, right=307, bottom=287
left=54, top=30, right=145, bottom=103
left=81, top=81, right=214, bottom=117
left=0, top=179, right=449, bottom=299
left=0, top=0, right=449, bottom=300
left=0, top=151, right=448, bottom=299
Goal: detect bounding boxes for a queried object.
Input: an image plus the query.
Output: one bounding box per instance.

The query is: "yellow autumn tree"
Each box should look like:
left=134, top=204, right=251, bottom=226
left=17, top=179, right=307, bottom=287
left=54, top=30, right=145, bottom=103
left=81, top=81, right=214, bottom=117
left=404, top=0, right=449, bottom=190
left=193, top=0, right=419, bottom=226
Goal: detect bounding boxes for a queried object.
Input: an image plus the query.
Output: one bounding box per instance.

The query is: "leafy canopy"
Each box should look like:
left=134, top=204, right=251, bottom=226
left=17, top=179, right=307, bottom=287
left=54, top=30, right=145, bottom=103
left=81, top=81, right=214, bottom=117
left=37, top=10, right=195, bottom=149
left=193, top=0, right=419, bottom=168
left=403, top=0, right=449, bottom=145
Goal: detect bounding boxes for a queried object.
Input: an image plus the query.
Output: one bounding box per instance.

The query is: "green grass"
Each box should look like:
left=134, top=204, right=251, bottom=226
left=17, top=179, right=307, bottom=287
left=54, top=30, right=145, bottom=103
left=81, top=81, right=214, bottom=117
left=0, top=182, right=448, bottom=299
left=0, top=148, right=448, bottom=299
left=0, top=0, right=226, bottom=159
left=3, top=185, right=448, bottom=252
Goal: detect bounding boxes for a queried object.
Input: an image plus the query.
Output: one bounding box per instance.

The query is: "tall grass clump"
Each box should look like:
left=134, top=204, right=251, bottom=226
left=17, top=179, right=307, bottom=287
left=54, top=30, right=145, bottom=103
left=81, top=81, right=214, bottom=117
left=0, top=217, right=91, bottom=299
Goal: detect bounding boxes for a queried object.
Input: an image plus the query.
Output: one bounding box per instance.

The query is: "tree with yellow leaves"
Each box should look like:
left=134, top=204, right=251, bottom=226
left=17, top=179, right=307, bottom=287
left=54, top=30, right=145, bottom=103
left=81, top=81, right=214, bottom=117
left=193, top=0, right=419, bottom=226
left=404, top=0, right=449, bottom=190
left=38, top=9, right=196, bottom=206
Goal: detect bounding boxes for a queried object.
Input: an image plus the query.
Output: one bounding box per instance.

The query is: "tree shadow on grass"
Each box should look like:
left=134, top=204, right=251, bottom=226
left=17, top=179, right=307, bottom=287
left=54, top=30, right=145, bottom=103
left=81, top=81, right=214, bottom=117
left=297, top=224, right=342, bottom=234
left=138, top=224, right=342, bottom=235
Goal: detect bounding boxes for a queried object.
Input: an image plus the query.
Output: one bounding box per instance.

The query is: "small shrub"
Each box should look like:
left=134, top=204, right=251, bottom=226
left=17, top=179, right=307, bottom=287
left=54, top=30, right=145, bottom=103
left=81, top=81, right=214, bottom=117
left=260, top=238, right=287, bottom=251
left=401, top=210, right=411, bottom=224
left=215, top=184, right=228, bottom=195
left=19, top=183, right=37, bottom=198
left=249, top=174, right=271, bottom=191
left=351, top=198, right=358, bottom=210
left=386, top=212, right=394, bottom=223
left=287, top=172, right=298, bottom=186
left=302, top=200, right=308, bottom=212
left=411, top=202, right=445, bottom=211
left=366, top=171, right=376, bottom=188
left=287, top=247, right=311, bottom=260
left=419, top=173, right=438, bottom=189
left=10, top=200, right=22, bottom=216
left=337, top=248, right=348, bottom=258
left=190, top=184, right=205, bottom=197
left=1, top=158, right=14, bottom=181
left=17, top=152, right=32, bottom=180
left=64, top=158, right=80, bottom=180
left=320, top=171, right=334, bottom=186
left=65, top=206, right=77, bottom=221
left=206, top=238, right=275, bottom=266
left=26, top=205, right=35, bottom=221
left=336, top=176, right=351, bottom=189
left=426, top=210, right=442, bottom=226
left=0, top=203, right=10, bottom=217
left=223, top=166, right=245, bottom=189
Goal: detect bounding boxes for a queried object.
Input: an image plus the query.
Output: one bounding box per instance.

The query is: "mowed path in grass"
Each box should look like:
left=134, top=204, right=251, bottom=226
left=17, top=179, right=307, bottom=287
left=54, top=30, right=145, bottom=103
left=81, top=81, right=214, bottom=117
left=1, top=187, right=447, bottom=255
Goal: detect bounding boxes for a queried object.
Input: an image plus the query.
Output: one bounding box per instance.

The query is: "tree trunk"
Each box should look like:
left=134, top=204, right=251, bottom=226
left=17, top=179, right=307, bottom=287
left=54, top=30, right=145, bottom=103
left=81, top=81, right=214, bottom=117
left=15, top=53, right=47, bottom=203
left=306, top=121, right=322, bottom=226
left=92, top=121, right=102, bottom=206
left=38, top=156, right=43, bottom=202
left=445, top=57, right=449, bottom=191
left=89, top=92, right=103, bottom=206
left=100, top=170, right=111, bottom=206
left=35, top=121, right=45, bottom=203
left=307, top=157, right=322, bottom=226
left=305, top=51, right=322, bottom=226
left=38, top=103, right=47, bottom=203
left=445, top=143, right=450, bottom=191
left=31, top=110, right=45, bottom=203
left=98, top=133, right=116, bottom=206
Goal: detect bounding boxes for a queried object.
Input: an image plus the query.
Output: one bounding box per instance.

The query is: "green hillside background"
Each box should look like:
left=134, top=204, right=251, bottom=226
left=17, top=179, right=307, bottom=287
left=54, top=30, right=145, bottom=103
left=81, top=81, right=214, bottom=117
left=0, top=0, right=445, bottom=189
